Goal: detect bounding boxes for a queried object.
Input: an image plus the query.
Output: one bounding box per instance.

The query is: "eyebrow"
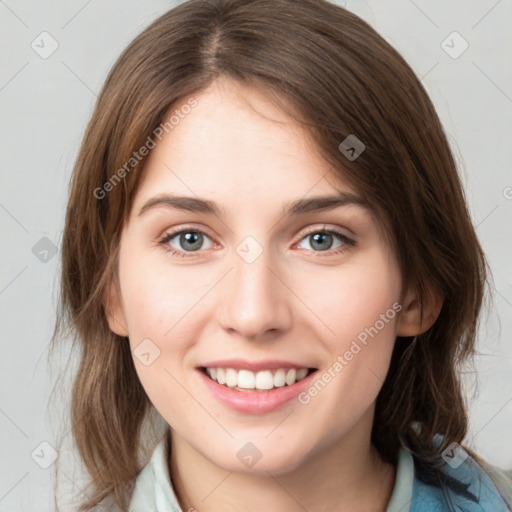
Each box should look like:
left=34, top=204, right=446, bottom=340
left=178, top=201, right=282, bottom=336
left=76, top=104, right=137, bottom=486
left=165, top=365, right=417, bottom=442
left=137, top=192, right=368, bottom=218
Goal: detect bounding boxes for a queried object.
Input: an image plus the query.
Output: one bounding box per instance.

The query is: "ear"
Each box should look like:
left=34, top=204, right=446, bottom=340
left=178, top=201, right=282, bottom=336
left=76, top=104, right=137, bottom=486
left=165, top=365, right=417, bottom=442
left=396, top=286, right=443, bottom=337
left=104, top=278, right=129, bottom=337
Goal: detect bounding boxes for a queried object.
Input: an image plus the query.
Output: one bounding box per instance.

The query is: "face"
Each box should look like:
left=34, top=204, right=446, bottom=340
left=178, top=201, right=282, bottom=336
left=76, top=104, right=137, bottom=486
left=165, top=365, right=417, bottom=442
left=106, top=78, right=409, bottom=475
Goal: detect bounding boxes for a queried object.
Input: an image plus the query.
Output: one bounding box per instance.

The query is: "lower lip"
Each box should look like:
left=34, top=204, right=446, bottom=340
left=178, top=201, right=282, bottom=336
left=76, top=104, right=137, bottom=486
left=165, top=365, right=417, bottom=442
left=197, top=368, right=318, bottom=414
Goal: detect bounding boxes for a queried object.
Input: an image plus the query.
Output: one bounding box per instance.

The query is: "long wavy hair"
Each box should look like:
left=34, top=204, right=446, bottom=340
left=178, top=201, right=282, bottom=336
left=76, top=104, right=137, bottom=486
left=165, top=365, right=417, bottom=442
left=50, top=0, right=489, bottom=510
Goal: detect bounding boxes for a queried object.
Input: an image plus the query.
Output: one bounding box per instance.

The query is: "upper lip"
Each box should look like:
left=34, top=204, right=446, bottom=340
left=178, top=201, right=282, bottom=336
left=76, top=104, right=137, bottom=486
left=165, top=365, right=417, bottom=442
left=198, top=359, right=317, bottom=372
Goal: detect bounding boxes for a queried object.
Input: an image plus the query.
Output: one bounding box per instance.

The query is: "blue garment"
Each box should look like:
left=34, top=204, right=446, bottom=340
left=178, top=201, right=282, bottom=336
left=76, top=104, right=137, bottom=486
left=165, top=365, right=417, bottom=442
left=128, top=431, right=512, bottom=511
left=409, top=451, right=511, bottom=511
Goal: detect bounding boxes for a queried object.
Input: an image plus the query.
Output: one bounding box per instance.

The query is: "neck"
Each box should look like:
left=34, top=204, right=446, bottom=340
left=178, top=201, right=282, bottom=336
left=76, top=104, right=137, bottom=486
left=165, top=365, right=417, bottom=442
left=168, top=412, right=397, bottom=512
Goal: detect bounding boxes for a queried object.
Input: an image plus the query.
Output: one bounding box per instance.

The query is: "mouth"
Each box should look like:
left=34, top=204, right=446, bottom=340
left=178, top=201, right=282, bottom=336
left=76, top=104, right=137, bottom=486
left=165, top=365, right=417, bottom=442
left=196, top=359, right=320, bottom=414
left=197, top=364, right=319, bottom=414
left=199, top=366, right=318, bottom=392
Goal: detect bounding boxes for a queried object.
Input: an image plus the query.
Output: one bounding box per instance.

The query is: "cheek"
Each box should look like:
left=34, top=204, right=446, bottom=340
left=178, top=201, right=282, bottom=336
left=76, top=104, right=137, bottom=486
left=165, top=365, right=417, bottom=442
left=119, top=234, right=401, bottom=358
left=294, top=252, right=401, bottom=348
left=118, top=243, right=208, bottom=341
left=117, top=247, right=203, bottom=417
left=292, top=249, right=401, bottom=415
left=117, top=245, right=217, bottom=412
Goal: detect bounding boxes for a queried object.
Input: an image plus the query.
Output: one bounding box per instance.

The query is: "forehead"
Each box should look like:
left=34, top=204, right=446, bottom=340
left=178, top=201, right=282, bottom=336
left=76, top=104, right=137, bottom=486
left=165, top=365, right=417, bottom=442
left=133, top=78, right=355, bottom=212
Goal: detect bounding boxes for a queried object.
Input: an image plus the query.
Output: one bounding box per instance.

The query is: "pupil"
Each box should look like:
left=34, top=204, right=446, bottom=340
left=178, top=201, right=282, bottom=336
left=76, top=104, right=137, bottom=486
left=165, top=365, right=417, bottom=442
left=181, top=232, right=202, bottom=251
left=311, top=232, right=332, bottom=251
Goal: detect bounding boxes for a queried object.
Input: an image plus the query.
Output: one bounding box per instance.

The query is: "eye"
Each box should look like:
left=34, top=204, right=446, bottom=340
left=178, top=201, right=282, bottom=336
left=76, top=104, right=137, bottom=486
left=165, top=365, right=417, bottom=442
left=296, top=226, right=354, bottom=256
left=158, top=225, right=355, bottom=258
left=158, top=227, right=215, bottom=257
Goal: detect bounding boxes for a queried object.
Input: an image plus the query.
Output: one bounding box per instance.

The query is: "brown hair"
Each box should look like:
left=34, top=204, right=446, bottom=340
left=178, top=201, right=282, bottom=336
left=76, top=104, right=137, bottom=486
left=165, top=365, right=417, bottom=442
left=50, top=0, right=488, bottom=510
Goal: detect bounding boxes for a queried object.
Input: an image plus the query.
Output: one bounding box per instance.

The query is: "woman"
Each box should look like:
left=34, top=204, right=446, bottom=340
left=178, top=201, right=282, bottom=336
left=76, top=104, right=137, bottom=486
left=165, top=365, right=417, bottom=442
left=51, top=0, right=512, bottom=510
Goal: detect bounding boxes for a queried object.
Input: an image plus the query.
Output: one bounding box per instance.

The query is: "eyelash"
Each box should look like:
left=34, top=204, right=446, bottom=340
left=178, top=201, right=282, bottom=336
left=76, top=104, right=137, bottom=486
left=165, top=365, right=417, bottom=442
left=157, top=225, right=355, bottom=258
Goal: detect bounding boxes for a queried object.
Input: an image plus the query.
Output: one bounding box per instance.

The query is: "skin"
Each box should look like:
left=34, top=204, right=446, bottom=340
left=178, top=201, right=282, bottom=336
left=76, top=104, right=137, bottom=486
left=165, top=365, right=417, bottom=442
left=106, top=77, right=439, bottom=512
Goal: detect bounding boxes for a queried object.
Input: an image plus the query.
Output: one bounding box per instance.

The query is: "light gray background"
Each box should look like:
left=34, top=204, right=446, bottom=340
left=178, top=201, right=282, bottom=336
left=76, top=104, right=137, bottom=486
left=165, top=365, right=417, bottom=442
left=1, top=1, right=511, bottom=510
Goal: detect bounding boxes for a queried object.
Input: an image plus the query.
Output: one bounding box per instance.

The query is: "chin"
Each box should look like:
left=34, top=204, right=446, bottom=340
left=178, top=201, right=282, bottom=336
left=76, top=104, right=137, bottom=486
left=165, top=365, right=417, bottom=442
left=205, top=438, right=311, bottom=476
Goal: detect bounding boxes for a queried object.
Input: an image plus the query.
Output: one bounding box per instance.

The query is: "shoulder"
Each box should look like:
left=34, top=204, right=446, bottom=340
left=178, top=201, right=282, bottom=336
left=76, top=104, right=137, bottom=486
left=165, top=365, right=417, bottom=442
left=410, top=444, right=512, bottom=511
left=476, top=457, right=512, bottom=509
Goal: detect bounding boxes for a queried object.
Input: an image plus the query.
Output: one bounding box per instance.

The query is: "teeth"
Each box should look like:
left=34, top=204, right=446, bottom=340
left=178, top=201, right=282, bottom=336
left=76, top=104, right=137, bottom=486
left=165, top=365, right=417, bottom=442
left=238, top=369, right=255, bottom=389
left=273, top=368, right=286, bottom=387
left=285, top=368, right=296, bottom=385
left=216, top=368, right=226, bottom=385
left=225, top=368, right=238, bottom=388
left=255, top=370, right=274, bottom=390
left=204, top=366, right=311, bottom=390
left=296, top=368, right=308, bottom=380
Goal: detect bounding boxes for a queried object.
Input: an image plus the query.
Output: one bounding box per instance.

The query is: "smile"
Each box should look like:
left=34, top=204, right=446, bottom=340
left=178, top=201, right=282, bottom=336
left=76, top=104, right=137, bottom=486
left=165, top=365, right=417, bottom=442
left=201, top=366, right=315, bottom=392
left=197, top=362, right=319, bottom=414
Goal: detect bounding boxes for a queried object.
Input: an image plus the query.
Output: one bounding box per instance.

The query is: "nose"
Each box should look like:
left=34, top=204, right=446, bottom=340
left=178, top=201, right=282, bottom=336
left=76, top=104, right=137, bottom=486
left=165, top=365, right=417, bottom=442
left=217, top=246, right=293, bottom=340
